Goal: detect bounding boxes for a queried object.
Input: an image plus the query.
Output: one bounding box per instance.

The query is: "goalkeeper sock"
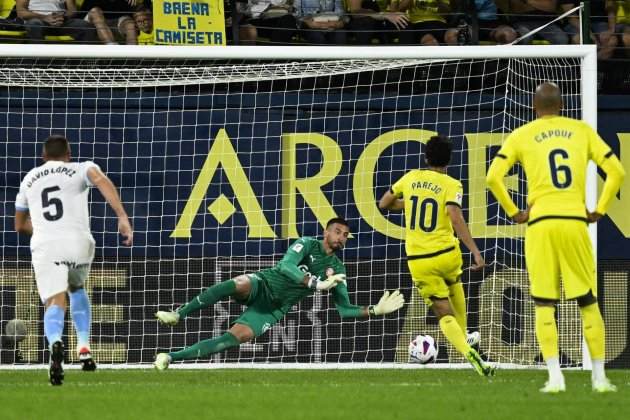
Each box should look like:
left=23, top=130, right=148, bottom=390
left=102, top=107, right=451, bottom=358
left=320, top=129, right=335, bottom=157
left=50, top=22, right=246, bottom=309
left=580, top=303, right=606, bottom=380
left=535, top=305, right=558, bottom=360
left=69, top=289, right=91, bottom=348
left=169, top=332, right=240, bottom=361
left=448, top=283, right=467, bottom=333
left=439, top=315, right=471, bottom=355
left=44, top=305, right=65, bottom=347
left=177, top=280, right=237, bottom=319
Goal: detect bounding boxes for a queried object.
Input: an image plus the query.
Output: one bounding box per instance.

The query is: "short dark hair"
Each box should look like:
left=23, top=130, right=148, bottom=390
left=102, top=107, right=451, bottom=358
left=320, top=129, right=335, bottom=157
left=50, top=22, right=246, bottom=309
left=425, top=135, right=452, bottom=167
left=326, top=217, right=349, bottom=230
left=43, top=135, right=70, bottom=159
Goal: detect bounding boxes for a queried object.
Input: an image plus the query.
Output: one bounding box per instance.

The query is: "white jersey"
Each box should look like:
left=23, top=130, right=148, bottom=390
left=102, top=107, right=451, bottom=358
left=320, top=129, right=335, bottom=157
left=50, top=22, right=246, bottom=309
left=15, top=160, right=99, bottom=246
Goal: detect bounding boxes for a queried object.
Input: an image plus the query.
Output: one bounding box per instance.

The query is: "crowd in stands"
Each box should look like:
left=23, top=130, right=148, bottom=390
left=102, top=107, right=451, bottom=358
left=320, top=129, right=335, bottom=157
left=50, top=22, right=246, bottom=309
left=0, top=0, right=629, bottom=59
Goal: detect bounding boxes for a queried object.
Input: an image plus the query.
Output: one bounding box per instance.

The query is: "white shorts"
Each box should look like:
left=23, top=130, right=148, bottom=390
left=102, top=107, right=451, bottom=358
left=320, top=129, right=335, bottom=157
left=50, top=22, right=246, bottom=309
left=31, top=237, right=95, bottom=303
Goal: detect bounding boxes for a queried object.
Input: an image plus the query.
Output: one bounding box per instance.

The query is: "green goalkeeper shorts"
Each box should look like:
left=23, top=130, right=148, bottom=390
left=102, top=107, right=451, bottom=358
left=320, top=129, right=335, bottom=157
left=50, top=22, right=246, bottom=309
left=232, top=273, right=285, bottom=337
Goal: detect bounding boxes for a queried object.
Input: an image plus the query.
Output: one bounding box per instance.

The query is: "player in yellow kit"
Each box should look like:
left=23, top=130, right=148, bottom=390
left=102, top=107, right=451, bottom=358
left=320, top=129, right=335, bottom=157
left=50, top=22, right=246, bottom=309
left=486, top=82, right=625, bottom=393
left=379, top=134, right=493, bottom=377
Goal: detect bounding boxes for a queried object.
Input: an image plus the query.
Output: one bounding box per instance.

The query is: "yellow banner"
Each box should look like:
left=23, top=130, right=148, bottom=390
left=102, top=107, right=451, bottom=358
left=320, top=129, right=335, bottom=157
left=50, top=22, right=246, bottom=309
left=153, top=0, right=225, bottom=45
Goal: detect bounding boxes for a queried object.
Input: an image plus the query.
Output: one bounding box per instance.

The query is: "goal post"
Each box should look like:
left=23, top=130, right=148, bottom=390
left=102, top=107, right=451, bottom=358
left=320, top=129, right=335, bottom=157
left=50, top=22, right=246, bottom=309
left=0, top=45, right=599, bottom=368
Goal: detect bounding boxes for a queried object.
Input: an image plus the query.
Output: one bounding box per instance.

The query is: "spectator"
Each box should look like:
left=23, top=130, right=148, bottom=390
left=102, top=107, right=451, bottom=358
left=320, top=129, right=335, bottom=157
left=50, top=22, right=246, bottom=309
left=132, top=5, right=152, bottom=44
left=16, top=0, right=97, bottom=43
left=495, top=0, right=569, bottom=44
left=617, top=0, right=630, bottom=56
left=346, top=0, right=410, bottom=44
left=81, top=0, right=138, bottom=44
left=397, top=0, right=459, bottom=45
left=475, top=0, right=517, bottom=43
left=243, top=0, right=297, bottom=44
left=295, top=0, right=347, bottom=44
left=561, top=0, right=617, bottom=59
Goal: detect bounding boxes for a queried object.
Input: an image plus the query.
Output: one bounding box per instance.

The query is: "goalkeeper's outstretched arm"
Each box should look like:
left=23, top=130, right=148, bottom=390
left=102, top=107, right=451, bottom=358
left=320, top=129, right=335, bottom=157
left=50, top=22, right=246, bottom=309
left=332, top=283, right=405, bottom=318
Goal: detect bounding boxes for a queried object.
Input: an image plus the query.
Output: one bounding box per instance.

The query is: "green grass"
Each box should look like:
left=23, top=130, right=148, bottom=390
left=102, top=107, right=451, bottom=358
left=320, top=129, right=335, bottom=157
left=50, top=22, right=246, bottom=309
left=0, top=369, right=628, bottom=420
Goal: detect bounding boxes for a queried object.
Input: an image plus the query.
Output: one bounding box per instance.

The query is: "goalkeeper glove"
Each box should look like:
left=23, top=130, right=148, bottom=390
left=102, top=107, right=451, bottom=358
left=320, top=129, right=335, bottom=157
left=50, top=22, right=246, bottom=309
left=308, top=273, right=346, bottom=291
left=369, top=290, right=405, bottom=316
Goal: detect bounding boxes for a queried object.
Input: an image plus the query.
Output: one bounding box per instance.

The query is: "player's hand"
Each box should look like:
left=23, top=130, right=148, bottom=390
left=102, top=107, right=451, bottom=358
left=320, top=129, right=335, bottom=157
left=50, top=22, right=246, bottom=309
left=118, top=217, right=133, bottom=246
left=372, top=290, right=405, bottom=315
left=512, top=209, right=529, bottom=224
left=312, top=274, right=346, bottom=291
left=470, top=252, right=485, bottom=271
left=384, top=13, right=409, bottom=30
left=586, top=211, right=603, bottom=223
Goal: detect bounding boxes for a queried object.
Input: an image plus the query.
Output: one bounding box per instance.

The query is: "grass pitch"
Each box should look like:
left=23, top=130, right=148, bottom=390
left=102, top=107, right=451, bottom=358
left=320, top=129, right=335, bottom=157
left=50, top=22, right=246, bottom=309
left=1, top=369, right=627, bottom=420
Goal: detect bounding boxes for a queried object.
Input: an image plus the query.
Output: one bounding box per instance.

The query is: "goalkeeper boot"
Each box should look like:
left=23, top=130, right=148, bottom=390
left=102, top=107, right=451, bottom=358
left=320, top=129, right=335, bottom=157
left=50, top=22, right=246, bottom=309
left=592, top=378, right=617, bottom=393
left=540, top=380, right=566, bottom=394
left=78, top=346, right=97, bottom=372
left=466, top=331, right=480, bottom=347
left=155, top=310, right=180, bottom=326
left=154, top=353, right=171, bottom=371
left=48, top=341, right=65, bottom=386
left=466, top=348, right=495, bottom=377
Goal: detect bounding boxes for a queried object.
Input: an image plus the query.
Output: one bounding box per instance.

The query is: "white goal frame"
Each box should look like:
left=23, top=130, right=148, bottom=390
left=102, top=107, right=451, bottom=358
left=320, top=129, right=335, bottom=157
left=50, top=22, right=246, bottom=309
left=0, top=44, right=598, bottom=370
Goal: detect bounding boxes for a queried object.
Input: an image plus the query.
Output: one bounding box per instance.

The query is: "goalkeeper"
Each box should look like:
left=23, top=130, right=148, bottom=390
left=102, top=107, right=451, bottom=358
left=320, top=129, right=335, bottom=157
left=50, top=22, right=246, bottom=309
left=154, top=217, right=404, bottom=369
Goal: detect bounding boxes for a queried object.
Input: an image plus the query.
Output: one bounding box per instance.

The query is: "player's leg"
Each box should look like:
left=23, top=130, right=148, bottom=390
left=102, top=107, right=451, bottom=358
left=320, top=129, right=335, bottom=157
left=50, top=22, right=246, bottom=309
left=526, top=222, right=564, bottom=393
left=559, top=222, right=615, bottom=392
left=156, top=274, right=253, bottom=324
left=430, top=297, right=493, bottom=376
left=44, top=292, right=67, bottom=386
left=156, top=324, right=250, bottom=368
left=33, top=250, right=69, bottom=385
left=155, top=304, right=277, bottom=369
left=68, top=241, right=96, bottom=371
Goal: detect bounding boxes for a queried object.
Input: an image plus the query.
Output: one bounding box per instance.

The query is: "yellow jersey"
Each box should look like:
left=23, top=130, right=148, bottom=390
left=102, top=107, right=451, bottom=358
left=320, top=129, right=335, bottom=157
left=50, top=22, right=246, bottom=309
left=406, top=0, right=446, bottom=24
left=487, top=115, right=620, bottom=224
left=138, top=30, right=155, bottom=45
left=391, top=169, right=462, bottom=256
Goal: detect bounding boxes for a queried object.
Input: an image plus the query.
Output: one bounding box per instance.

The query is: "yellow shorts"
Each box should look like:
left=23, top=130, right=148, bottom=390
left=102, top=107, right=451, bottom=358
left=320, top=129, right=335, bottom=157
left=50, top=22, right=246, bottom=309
left=525, top=219, right=595, bottom=301
left=407, top=246, right=463, bottom=306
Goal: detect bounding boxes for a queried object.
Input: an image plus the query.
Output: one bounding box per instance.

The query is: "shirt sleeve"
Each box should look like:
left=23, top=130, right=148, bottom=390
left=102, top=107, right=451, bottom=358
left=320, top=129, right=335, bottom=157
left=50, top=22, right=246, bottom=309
left=331, top=282, right=364, bottom=319
left=391, top=173, right=407, bottom=198
left=486, top=135, right=520, bottom=217
left=80, top=161, right=101, bottom=188
left=276, top=237, right=310, bottom=283
left=15, top=182, right=28, bottom=212
left=587, top=127, right=626, bottom=214
left=445, top=180, right=463, bottom=208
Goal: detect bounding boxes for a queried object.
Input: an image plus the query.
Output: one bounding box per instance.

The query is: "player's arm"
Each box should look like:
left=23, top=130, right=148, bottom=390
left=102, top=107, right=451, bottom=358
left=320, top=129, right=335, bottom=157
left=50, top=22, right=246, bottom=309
left=447, top=204, right=485, bottom=270
left=14, top=184, right=32, bottom=235
left=378, top=189, right=405, bottom=211
left=277, top=239, right=346, bottom=289
left=87, top=166, right=133, bottom=246
left=14, top=211, right=32, bottom=235
left=379, top=174, right=407, bottom=212
left=587, top=131, right=626, bottom=222
left=486, top=139, right=526, bottom=223
left=332, top=282, right=405, bottom=318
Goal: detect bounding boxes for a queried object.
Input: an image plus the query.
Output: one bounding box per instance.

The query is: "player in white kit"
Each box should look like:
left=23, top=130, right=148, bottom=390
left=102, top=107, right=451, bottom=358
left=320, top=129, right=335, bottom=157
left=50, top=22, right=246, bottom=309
left=14, top=135, right=133, bottom=385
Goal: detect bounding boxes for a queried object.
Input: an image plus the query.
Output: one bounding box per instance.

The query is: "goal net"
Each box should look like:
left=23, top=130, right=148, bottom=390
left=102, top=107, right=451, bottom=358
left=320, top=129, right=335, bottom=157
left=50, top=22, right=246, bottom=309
left=0, top=45, right=597, bottom=368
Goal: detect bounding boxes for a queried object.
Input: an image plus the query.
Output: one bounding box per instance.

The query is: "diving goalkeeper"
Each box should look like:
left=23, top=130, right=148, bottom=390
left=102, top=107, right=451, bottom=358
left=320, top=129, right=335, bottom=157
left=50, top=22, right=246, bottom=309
left=154, top=217, right=405, bottom=369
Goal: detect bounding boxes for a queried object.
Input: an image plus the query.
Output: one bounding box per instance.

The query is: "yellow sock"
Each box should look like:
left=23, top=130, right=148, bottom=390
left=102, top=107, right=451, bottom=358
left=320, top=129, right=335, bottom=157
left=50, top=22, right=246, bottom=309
left=439, top=315, right=471, bottom=355
left=580, top=303, right=605, bottom=360
left=535, top=306, right=558, bottom=360
left=449, top=283, right=467, bottom=332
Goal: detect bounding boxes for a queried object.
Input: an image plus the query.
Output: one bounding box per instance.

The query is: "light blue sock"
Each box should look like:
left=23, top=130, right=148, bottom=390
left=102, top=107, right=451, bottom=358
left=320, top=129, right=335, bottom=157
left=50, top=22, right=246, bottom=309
left=44, top=305, right=65, bottom=348
left=69, top=289, right=91, bottom=348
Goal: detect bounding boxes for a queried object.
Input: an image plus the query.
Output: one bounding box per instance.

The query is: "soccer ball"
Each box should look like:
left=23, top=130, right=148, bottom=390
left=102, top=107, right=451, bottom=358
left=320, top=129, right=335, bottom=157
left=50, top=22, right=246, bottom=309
left=3, top=319, right=27, bottom=343
left=409, top=334, right=438, bottom=364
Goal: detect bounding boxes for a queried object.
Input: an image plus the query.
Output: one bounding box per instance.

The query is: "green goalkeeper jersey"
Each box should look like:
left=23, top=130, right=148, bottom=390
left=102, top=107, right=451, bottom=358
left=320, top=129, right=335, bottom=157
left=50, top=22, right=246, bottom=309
left=258, top=237, right=362, bottom=317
